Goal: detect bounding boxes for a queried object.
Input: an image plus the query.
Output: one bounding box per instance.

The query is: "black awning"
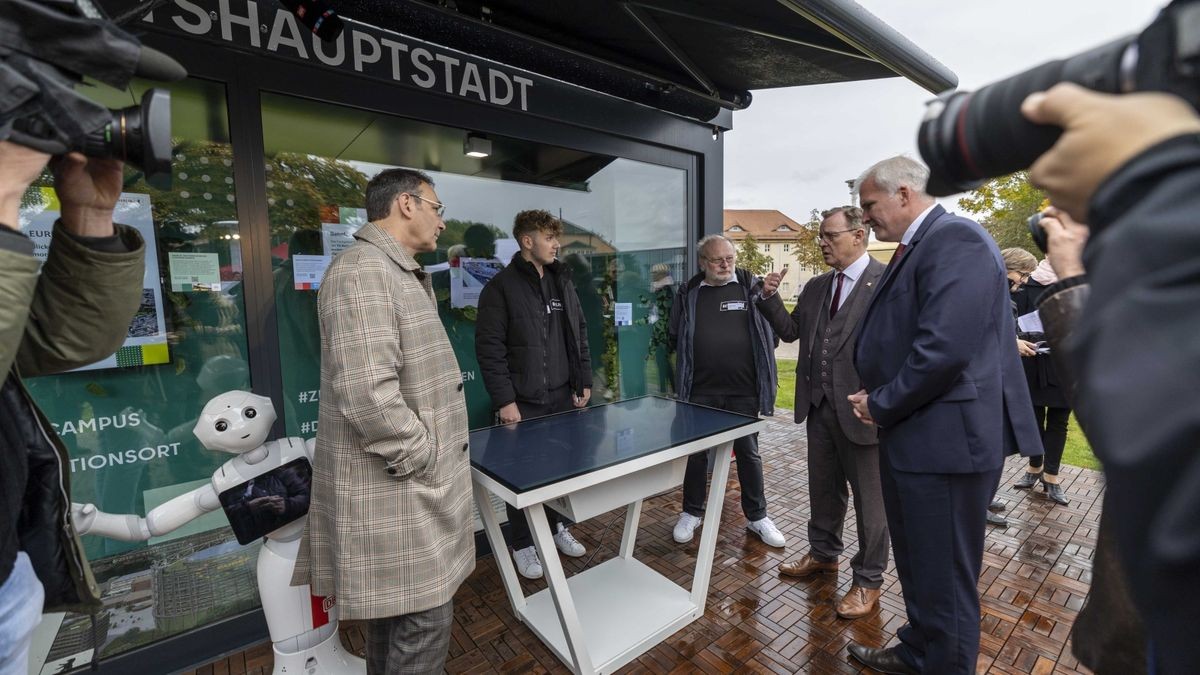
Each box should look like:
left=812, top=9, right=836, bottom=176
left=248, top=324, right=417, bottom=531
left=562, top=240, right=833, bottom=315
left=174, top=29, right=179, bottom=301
left=325, top=0, right=957, bottom=122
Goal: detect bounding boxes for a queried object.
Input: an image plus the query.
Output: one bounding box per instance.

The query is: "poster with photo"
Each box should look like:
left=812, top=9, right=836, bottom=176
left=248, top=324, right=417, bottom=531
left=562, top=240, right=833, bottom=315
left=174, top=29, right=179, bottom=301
left=451, top=257, right=505, bottom=308
left=18, top=190, right=169, bottom=371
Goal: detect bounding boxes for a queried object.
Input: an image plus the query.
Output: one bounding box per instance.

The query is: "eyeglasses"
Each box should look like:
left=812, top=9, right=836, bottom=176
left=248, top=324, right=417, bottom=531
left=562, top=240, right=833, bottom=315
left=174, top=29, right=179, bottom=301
left=815, top=228, right=860, bottom=243
left=703, top=255, right=735, bottom=266
left=404, top=193, right=446, bottom=217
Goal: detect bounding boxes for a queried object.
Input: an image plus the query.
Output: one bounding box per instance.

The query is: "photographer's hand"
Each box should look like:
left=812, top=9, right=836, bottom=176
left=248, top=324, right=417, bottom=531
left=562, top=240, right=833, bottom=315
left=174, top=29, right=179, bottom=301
left=1038, top=207, right=1088, bottom=279
left=1021, top=84, right=1200, bottom=222
left=0, top=141, right=52, bottom=229
left=51, top=153, right=124, bottom=237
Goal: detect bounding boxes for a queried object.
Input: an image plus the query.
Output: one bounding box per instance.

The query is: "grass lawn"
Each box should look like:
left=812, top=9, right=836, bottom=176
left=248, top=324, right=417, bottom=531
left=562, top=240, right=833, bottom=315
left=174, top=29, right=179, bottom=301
left=774, top=358, right=1099, bottom=470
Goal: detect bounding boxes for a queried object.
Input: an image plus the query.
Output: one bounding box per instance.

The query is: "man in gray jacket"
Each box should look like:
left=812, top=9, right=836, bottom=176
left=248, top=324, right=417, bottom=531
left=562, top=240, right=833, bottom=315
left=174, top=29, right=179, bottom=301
left=757, top=206, right=889, bottom=619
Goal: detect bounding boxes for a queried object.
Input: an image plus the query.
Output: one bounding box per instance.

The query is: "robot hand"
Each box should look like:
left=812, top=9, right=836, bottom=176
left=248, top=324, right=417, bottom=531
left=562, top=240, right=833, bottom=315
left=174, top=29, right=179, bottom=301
left=72, top=502, right=152, bottom=541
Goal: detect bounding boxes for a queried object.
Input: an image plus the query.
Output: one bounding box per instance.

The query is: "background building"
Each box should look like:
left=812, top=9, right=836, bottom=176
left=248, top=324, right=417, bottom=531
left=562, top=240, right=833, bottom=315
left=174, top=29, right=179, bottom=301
left=724, top=209, right=810, bottom=298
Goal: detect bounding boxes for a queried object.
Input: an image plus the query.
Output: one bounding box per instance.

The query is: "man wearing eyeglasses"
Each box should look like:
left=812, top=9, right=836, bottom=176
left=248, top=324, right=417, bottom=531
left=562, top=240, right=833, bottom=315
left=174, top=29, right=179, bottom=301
left=296, top=168, right=474, bottom=673
left=757, top=206, right=889, bottom=620
left=667, top=234, right=785, bottom=549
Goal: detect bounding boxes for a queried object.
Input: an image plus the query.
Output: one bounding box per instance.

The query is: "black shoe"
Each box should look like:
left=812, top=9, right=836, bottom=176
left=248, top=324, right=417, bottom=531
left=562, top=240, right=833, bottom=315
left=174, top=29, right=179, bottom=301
left=1042, top=478, right=1070, bottom=505
left=988, top=498, right=1006, bottom=513
left=847, top=643, right=918, bottom=675
left=987, top=511, right=1009, bottom=527
left=1013, top=470, right=1041, bottom=489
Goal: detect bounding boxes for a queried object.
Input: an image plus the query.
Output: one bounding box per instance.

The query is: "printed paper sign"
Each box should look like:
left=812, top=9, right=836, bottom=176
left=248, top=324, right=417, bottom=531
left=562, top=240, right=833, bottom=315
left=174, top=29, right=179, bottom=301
left=18, top=190, right=169, bottom=371
left=320, top=222, right=359, bottom=256
left=614, top=302, right=633, bottom=326
left=168, top=252, right=221, bottom=292
left=293, top=254, right=332, bottom=290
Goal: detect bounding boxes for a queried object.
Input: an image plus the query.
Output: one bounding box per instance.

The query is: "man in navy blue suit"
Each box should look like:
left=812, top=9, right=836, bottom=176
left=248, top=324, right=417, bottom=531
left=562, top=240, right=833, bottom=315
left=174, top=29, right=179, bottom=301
left=845, top=156, right=1043, bottom=674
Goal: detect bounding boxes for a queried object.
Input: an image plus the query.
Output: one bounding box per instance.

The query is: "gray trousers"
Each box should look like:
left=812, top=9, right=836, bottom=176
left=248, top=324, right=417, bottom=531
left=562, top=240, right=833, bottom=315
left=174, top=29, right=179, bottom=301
left=365, top=600, right=454, bottom=674
left=806, top=399, right=890, bottom=588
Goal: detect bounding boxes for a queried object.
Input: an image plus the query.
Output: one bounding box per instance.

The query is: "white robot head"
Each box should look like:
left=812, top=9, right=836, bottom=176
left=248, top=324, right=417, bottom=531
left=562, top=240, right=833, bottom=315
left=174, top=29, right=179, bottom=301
left=193, top=391, right=277, bottom=454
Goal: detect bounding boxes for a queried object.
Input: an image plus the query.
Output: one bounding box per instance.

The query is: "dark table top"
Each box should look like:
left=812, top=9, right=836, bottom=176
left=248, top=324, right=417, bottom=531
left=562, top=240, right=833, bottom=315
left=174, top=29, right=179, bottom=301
left=469, top=396, right=759, bottom=494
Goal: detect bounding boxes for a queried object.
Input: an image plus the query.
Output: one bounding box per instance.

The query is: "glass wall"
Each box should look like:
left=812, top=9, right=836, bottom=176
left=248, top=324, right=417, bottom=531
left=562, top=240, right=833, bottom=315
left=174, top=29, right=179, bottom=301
left=260, top=93, right=688, bottom=434
left=15, top=77, right=692, bottom=670
left=19, top=78, right=259, bottom=666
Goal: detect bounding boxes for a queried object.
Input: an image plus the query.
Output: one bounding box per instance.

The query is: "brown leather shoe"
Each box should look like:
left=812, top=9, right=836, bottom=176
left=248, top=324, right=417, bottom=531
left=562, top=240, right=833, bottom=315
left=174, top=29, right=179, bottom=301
left=778, top=554, right=838, bottom=578
left=836, top=585, right=881, bottom=619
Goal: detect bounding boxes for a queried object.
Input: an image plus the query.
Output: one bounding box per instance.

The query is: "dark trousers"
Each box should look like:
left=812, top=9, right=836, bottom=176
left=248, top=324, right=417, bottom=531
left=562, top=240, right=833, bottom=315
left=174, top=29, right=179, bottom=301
left=682, top=393, right=767, bottom=521
left=505, top=385, right=574, bottom=550
left=881, top=454, right=1001, bottom=675
left=364, top=600, right=454, bottom=674
left=1028, top=406, right=1069, bottom=475
left=805, top=400, right=890, bottom=588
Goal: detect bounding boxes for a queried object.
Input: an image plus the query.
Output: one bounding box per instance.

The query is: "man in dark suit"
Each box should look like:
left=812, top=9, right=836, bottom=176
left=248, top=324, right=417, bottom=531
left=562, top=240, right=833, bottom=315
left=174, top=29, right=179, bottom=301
left=846, top=156, right=1043, bottom=674
left=757, top=206, right=889, bottom=619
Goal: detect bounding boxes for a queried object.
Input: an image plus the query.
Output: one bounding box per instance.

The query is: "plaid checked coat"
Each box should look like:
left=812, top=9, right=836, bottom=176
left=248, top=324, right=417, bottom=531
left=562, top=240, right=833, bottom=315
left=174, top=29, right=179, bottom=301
left=292, top=222, right=475, bottom=620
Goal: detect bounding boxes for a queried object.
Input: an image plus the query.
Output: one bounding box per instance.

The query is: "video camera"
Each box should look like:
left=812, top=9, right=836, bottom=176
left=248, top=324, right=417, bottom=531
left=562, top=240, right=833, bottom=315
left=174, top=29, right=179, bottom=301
left=0, top=0, right=186, bottom=187
left=917, top=0, right=1200, bottom=197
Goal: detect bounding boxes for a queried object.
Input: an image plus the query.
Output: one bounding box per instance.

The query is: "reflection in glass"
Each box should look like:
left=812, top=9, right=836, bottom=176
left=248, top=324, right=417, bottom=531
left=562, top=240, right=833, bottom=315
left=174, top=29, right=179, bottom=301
left=260, top=93, right=688, bottom=432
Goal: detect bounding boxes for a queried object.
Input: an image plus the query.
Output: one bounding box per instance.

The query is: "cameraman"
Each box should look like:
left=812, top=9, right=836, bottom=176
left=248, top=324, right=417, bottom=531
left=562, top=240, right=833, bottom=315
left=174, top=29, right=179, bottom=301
left=0, top=141, right=144, bottom=671
left=1022, top=83, right=1200, bottom=673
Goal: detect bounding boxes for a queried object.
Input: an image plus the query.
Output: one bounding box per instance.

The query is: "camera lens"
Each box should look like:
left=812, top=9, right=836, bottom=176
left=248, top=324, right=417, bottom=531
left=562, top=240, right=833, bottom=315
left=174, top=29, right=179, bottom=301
left=1027, top=213, right=1048, bottom=254
left=80, top=89, right=172, bottom=189
left=918, top=37, right=1134, bottom=196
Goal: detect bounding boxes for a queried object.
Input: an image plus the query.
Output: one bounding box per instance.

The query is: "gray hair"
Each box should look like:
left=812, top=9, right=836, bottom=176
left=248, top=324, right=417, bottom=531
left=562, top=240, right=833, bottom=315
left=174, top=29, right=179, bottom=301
left=820, top=205, right=865, bottom=231
left=697, top=234, right=734, bottom=258
left=854, top=156, right=930, bottom=196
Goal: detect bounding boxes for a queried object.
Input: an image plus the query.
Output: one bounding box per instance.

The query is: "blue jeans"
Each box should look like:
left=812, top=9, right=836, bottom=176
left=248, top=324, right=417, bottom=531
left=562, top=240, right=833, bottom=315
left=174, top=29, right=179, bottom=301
left=0, top=552, right=45, bottom=675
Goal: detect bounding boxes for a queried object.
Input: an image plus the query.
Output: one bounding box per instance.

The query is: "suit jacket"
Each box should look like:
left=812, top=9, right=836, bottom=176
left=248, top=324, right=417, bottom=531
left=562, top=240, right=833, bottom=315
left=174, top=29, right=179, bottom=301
left=292, top=222, right=475, bottom=620
left=758, top=257, right=884, bottom=446
left=854, top=205, right=1042, bottom=474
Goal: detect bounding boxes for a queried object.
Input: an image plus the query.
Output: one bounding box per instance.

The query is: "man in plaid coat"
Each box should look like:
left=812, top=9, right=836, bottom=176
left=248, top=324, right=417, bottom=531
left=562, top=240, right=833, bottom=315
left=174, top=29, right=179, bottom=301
left=292, top=168, right=474, bottom=673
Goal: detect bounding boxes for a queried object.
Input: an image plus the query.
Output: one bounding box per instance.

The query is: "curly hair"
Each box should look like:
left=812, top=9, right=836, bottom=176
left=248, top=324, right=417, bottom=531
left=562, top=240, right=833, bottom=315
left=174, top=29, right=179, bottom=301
left=512, top=209, right=563, bottom=240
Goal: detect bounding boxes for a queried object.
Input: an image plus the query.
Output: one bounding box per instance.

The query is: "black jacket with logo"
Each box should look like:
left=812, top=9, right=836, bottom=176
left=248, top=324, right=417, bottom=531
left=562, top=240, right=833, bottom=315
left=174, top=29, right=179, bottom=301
left=475, top=254, right=592, bottom=409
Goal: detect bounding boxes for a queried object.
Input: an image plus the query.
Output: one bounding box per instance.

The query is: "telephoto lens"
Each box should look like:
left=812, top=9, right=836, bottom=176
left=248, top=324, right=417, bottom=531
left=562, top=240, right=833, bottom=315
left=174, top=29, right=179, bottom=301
left=79, top=89, right=173, bottom=189
left=918, top=36, right=1134, bottom=196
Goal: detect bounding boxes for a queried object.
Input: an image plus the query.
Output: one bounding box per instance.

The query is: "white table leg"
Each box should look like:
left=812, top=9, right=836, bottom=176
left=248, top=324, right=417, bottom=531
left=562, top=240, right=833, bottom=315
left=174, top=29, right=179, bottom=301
left=528, top=504, right=595, bottom=675
left=473, top=482, right=526, bottom=617
left=618, top=500, right=643, bottom=559
left=689, top=440, right=733, bottom=614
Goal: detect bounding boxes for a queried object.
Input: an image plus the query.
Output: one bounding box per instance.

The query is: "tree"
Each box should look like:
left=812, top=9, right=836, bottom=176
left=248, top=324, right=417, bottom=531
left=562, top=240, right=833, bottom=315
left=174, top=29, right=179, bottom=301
left=957, top=171, right=1046, bottom=254
left=792, top=208, right=828, bottom=273
left=736, top=235, right=773, bottom=276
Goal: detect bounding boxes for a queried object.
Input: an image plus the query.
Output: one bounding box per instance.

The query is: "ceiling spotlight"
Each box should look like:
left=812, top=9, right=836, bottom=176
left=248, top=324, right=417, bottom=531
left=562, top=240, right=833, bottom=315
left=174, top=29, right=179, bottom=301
left=464, top=133, right=492, bottom=158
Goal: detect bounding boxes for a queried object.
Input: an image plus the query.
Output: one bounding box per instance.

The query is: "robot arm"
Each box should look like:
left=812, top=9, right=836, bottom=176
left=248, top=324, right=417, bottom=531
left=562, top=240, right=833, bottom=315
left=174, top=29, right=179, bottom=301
left=72, top=483, right=221, bottom=541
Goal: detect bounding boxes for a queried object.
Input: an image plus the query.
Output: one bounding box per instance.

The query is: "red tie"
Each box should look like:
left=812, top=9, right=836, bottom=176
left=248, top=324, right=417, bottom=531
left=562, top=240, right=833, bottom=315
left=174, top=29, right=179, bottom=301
left=829, top=272, right=845, bottom=319
left=892, top=242, right=908, bottom=261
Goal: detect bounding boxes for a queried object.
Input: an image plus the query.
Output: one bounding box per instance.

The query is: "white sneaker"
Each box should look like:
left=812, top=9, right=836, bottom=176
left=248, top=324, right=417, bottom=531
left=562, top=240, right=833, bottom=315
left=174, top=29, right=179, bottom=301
left=673, top=512, right=702, bottom=543
left=553, top=524, right=586, bottom=557
left=513, top=546, right=543, bottom=579
left=747, top=517, right=786, bottom=548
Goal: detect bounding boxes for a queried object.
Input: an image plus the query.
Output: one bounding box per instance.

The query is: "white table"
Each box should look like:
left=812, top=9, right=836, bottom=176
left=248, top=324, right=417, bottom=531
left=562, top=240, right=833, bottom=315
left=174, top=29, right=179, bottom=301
left=469, top=396, right=765, bottom=675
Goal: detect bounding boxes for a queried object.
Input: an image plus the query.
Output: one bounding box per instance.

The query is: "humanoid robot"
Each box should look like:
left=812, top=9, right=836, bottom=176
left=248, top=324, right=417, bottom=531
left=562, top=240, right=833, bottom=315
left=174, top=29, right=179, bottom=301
left=72, top=391, right=365, bottom=674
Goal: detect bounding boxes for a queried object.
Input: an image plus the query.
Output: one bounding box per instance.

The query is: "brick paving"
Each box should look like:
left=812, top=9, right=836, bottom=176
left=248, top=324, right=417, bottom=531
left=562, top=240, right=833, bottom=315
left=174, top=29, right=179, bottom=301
left=185, top=412, right=1102, bottom=674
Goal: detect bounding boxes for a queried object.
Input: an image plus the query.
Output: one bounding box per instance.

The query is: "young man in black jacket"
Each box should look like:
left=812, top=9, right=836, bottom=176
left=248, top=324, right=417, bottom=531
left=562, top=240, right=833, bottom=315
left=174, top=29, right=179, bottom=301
left=475, top=209, right=592, bottom=579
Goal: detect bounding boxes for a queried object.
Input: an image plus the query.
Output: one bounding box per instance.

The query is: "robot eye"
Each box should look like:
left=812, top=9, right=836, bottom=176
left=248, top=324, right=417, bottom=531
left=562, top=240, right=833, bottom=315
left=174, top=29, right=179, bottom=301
left=245, top=407, right=257, bottom=419
left=215, top=420, right=229, bottom=432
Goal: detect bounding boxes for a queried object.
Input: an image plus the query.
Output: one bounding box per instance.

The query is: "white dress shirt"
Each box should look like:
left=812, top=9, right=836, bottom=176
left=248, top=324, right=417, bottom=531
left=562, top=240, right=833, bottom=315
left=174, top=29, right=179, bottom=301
left=830, top=251, right=871, bottom=313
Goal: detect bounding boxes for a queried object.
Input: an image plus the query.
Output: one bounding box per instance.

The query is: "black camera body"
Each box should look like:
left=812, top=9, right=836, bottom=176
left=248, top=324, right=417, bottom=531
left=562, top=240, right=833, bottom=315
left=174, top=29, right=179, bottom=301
left=919, top=0, right=1200, bottom=197
left=1, top=0, right=184, bottom=186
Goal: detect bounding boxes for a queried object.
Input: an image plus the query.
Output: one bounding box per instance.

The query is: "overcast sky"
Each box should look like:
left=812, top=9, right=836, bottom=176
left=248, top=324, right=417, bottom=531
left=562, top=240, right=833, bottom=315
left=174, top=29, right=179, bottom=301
left=723, top=0, right=1166, bottom=220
